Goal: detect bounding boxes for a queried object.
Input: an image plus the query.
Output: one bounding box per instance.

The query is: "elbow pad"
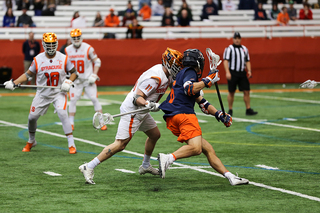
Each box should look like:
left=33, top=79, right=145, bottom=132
left=94, top=58, right=101, bottom=68
left=183, top=81, right=196, bottom=96
left=133, top=94, right=142, bottom=106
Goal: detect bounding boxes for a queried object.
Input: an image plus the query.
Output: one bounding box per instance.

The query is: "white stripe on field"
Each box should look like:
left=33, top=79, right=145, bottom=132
left=255, top=165, right=279, bottom=170
left=115, top=169, right=136, bottom=173
left=1, top=119, right=320, bottom=203
left=169, top=166, right=212, bottom=169
left=43, top=171, right=62, bottom=176
left=235, top=93, right=320, bottom=104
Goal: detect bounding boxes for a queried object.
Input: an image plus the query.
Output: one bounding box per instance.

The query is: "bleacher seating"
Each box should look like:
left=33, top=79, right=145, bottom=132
left=0, top=0, right=319, bottom=39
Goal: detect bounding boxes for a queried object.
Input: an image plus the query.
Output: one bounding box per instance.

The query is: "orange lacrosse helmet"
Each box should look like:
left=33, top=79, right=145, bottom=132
left=42, top=32, right=58, bottom=56
left=70, top=28, right=83, bottom=47
left=162, top=47, right=183, bottom=79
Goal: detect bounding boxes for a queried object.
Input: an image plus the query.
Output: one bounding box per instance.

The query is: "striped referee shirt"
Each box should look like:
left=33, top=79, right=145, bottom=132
left=223, top=44, right=250, bottom=72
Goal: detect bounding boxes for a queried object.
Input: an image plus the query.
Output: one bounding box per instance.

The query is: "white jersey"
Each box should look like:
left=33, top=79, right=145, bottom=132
left=121, top=64, right=171, bottom=112
left=65, top=42, right=97, bottom=82
left=29, top=51, right=74, bottom=98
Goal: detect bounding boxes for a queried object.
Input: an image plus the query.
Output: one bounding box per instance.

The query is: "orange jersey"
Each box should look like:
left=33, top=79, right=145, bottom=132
left=277, top=12, right=290, bottom=25
left=139, top=5, right=152, bottom=20
left=104, top=14, right=120, bottom=27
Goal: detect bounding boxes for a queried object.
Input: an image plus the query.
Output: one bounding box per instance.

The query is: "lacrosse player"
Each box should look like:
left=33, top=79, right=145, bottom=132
left=4, top=32, right=78, bottom=154
left=65, top=29, right=107, bottom=131
left=79, top=48, right=183, bottom=184
left=157, top=49, right=249, bottom=185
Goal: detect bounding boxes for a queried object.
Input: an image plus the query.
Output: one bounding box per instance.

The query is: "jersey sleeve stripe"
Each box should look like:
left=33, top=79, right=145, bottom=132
left=34, top=57, right=38, bottom=73
left=87, top=46, right=92, bottom=60
left=64, top=55, right=68, bottom=73
left=64, top=48, right=68, bottom=56
left=128, top=117, right=134, bottom=139
left=151, top=76, right=161, bottom=90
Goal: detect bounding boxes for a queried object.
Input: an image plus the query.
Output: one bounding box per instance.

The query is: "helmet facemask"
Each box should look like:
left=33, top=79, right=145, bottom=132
left=42, top=33, right=58, bottom=56
left=71, top=35, right=82, bottom=48
left=162, top=48, right=183, bottom=80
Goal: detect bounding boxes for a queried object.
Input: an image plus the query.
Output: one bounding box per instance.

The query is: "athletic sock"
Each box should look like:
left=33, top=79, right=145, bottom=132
left=224, top=171, right=234, bottom=178
left=142, top=154, right=151, bottom=168
left=29, top=132, right=35, bottom=143
left=169, top=153, right=176, bottom=164
left=87, top=157, right=100, bottom=169
left=69, top=116, right=74, bottom=125
left=67, top=135, right=75, bottom=148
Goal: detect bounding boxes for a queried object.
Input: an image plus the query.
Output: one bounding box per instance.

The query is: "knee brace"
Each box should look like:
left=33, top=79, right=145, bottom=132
left=28, top=113, right=40, bottom=132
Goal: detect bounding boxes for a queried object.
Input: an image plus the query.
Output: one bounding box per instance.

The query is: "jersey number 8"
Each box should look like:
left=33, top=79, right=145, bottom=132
left=44, top=72, right=60, bottom=86
left=71, top=60, right=85, bottom=73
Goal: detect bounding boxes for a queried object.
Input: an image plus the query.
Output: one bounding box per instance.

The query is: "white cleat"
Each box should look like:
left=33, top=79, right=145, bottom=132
left=79, top=163, right=95, bottom=185
left=139, top=165, right=159, bottom=175
left=158, top=153, right=172, bottom=179
left=227, top=175, right=249, bottom=186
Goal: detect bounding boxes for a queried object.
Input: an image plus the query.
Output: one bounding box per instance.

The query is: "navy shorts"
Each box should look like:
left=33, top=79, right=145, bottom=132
left=227, top=70, right=250, bottom=93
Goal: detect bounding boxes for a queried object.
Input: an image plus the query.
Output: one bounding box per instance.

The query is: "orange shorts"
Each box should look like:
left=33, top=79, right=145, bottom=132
left=166, top=114, right=202, bottom=143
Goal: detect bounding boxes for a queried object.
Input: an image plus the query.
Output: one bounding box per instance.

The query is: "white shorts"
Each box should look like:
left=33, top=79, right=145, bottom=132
left=69, top=80, right=98, bottom=101
left=115, top=107, right=157, bottom=140
left=29, top=93, right=68, bottom=116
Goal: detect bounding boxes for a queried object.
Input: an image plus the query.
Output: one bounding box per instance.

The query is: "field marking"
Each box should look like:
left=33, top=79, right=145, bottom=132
left=208, top=140, right=320, bottom=148
left=169, top=166, right=212, bottom=170
left=43, top=171, right=62, bottom=176
left=236, top=93, right=320, bottom=104
left=2, top=119, right=320, bottom=203
left=115, top=169, right=136, bottom=174
left=255, top=165, right=279, bottom=170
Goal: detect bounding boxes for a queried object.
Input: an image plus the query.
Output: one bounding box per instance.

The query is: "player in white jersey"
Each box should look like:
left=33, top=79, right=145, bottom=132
left=79, top=48, right=183, bottom=184
left=65, top=29, right=107, bottom=131
left=4, top=33, right=79, bottom=154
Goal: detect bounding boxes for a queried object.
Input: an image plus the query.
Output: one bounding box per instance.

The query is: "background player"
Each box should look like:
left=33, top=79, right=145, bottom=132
left=4, top=32, right=78, bottom=154
left=65, top=28, right=107, bottom=131
left=79, top=48, right=183, bottom=184
left=157, top=49, right=249, bottom=185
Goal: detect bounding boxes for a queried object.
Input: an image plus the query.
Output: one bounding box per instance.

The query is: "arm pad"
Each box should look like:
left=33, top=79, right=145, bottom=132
left=24, top=72, right=32, bottom=81
left=133, top=94, right=143, bottom=106
left=94, top=58, right=101, bottom=68
left=183, top=81, right=196, bottom=96
left=198, top=98, right=211, bottom=114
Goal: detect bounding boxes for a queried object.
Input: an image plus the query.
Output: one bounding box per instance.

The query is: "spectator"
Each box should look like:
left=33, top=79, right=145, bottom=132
left=277, top=6, right=290, bottom=25
left=201, top=0, right=219, bottom=20
left=93, top=11, right=104, bottom=27
left=269, top=3, right=280, bottom=20
left=254, top=3, right=268, bottom=20
left=57, top=0, right=71, bottom=5
left=59, top=38, right=72, bottom=55
left=162, top=7, right=175, bottom=26
left=3, top=7, right=15, bottom=27
left=71, top=11, right=80, bottom=25
left=139, top=3, right=152, bottom=21
left=177, top=2, right=193, bottom=21
left=152, top=0, right=165, bottom=16
left=33, top=0, right=44, bottom=16
left=238, top=0, right=256, bottom=10
left=214, top=0, right=223, bottom=10
left=222, top=0, right=236, bottom=11
left=177, top=9, right=191, bottom=26
left=17, top=0, right=30, bottom=10
left=121, top=1, right=137, bottom=17
left=299, top=3, right=313, bottom=20
left=121, top=1, right=137, bottom=26
left=126, top=19, right=143, bottom=39
left=287, top=0, right=297, bottom=20
left=3, top=0, right=16, bottom=11
left=22, top=32, right=40, bottom=85
left=163, top=0, right=173, bottom=8
left=139, top=0, right=151, bottom=10
left=105, top=8, right=120, bottom=27
left=17, top=6, right=35, bottom=27
left=41, top=0, right=56, bottom=16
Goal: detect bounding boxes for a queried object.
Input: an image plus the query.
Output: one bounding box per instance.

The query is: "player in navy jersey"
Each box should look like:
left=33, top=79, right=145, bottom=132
left=158, top=49, right=249, bottom=185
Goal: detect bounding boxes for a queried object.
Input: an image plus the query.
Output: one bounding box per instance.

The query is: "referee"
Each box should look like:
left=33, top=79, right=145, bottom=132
left=223, top=32, right=257, bottom=116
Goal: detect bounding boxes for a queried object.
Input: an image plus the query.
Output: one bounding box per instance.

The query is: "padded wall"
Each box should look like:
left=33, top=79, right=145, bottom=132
left=1, top=37, right=319, bottom=86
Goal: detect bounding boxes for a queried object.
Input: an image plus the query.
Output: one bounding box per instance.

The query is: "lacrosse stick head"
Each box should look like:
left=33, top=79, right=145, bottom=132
left=206, top=48, right=221, bottom=70
left=92, top=112, right=114, bottom=130
left=300, top=80, right=318, bottom=89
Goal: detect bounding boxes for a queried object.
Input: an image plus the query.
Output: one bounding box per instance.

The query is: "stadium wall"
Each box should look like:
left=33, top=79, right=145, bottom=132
left=1, top=37, right=319, bottom=86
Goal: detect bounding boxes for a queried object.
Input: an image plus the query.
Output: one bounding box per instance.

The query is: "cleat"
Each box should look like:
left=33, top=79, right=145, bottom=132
left=22, top=141, right=37, bottom=152
left=100, top=125, right=107, bottom=131
left=246, top=108, right=258, bottom=116
left=69, top=146, right=77, bottom=154
left=227, top=175, right=249, bottom=186
left=158, top=153, right=172, bottom=179
left=139, top=165, right=159, bottom=175
left=228, top=109, right=233, bottom=116
left=71, top=124, right=74, bottom=131
left=79, top=163, right=95, bottom=184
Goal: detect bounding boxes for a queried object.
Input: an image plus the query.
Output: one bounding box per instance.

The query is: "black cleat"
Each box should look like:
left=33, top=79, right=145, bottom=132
left=246, top=108, right=258, bottom=116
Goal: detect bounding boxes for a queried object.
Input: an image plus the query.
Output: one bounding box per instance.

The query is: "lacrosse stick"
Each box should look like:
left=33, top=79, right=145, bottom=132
left=299, top=80, right=320, bottom=89
left=0, top=84, right=59, bottom=89
left=93, top=108, right=151, bottom=129
left=206, top=48, right=226, bottom=118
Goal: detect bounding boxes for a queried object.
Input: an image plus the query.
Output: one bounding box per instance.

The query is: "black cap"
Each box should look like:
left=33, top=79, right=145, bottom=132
left=233, top=32, right=241, bottom=39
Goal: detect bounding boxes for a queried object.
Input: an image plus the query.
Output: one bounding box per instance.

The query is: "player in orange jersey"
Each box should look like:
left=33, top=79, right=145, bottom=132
left=65, top=29, right=107, bottom=131
left=4, top=32, right=78, bottom=154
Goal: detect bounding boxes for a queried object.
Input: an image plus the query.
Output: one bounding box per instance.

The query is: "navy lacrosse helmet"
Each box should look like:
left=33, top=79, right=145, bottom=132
left=182, top=49, right=205, bottom=78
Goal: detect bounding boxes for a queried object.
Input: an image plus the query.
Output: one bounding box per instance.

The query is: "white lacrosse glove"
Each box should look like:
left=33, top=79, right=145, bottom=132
left=4, top=79, right=16, bottom=91
left=145, top=101, right=160, bottom=112
left=60, top=79, right=73, bottom=92
left=88, top=74, right=98, bottom=84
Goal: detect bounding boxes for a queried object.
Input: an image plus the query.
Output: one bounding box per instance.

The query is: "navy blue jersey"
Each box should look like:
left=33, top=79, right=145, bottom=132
left=159, top=67, right=200, bottom=118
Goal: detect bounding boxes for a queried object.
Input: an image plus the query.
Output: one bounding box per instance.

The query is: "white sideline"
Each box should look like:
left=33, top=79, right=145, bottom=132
left=1, top=119, right=320, bottom=202
left=235, top=93, right=320, bottom=104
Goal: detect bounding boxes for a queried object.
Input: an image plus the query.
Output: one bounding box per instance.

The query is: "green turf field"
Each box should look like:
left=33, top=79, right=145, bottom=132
left=0, top=84, right=320, bottom=213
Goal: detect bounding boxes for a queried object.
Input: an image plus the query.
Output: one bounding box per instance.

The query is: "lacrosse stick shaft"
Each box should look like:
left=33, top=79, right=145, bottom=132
left=214, top=82, right=226, bottom=117
left=112, top=108, right=151, bottom=118
left=0, top=84, right=59, bottom=89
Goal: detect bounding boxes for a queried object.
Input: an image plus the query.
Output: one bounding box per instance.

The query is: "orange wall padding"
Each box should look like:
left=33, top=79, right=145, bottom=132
left=1, top=37, right=319, bottom=86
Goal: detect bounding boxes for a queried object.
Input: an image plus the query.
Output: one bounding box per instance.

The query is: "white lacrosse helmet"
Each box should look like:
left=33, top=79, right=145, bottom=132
left=70, top=28, right=83, bottom=48
left=42, top=32, right=58, bottom=56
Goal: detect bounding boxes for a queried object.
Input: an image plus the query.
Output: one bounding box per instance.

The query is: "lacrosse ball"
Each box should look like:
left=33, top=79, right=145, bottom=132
left=282, top=84, right=286, bottom=88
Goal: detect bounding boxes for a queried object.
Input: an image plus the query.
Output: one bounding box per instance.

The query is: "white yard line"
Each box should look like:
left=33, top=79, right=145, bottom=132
left=2, top=119, right=320, bottom=202
left=43, top=171, right=62, bottom=176
left=255, top=165, right=279, bottom=170
left=115, top=169, right=136, bottom=173
left=235, top=93, right=320, bottom=104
